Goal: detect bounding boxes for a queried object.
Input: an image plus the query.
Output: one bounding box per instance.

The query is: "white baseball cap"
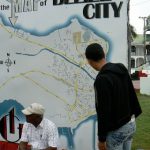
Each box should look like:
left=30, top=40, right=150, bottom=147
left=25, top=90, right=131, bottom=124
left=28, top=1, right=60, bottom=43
left=22, top=103, right=45, bottom=115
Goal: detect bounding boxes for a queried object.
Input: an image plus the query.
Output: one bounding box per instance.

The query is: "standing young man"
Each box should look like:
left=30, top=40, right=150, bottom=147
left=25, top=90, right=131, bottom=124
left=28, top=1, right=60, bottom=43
left=85, top=43, right=142, bottom=150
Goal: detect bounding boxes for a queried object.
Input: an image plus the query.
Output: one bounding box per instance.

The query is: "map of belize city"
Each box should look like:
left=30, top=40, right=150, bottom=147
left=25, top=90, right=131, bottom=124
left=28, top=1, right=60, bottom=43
left=0, top=0, right=111, bottom=149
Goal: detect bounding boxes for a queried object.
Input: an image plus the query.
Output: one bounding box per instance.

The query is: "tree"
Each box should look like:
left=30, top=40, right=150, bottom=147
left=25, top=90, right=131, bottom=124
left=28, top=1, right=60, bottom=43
left=129, top=24, right=137, bottom=39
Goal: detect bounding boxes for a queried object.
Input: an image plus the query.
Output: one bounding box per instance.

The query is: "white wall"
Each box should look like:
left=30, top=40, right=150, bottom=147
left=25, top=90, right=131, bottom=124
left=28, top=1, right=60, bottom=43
left=140, top=77, right=150, bottom=95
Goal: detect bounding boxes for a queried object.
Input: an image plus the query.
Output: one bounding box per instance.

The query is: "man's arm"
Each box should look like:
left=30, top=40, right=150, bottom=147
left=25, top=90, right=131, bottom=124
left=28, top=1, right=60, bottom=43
left=95, top=76, right=112, bottom=150
left=47, top=122, right=59, bottom=150
left=18, top=141, right=28, bottom=150
left=19, top=122, right=29, bottom=150
left=95, top=76, right=112, bottom=142
left=45, top=147, right=57, bottom=150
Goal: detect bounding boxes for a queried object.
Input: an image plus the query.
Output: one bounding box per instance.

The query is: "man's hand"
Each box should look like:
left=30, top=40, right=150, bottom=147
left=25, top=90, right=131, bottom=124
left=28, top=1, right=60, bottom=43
left=45, top=147, right=57, bottom=150
left=98, top=141, right=106, bottom=150
left=18, top=142, right=29, bottom=150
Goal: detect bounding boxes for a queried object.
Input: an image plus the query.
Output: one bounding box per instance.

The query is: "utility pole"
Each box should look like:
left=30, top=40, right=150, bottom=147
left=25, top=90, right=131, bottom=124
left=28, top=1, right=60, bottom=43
left=139, top=16, right=147, bottom=64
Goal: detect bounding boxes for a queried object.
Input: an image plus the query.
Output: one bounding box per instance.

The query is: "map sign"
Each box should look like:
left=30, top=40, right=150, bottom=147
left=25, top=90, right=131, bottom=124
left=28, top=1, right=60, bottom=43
left=0, top=0, right=129, bottom=149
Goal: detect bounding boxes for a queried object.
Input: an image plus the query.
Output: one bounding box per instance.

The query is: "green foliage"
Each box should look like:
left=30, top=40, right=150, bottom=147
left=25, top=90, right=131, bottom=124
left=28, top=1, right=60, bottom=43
left=130, top=24, right=137, bottom=39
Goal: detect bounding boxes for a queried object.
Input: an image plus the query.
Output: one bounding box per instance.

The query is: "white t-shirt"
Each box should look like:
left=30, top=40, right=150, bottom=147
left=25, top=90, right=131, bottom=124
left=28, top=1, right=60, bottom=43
left=20, top=118, right=59, bottom=149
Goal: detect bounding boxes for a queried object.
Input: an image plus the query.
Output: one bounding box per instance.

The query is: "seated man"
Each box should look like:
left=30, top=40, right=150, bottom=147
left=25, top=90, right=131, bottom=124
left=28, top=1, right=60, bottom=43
left=19, top=103, right=59, bottom=150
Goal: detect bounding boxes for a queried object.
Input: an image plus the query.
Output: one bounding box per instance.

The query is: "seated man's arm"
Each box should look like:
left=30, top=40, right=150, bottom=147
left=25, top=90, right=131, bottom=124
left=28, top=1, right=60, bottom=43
left=47, top=122, right=59, bottom=150
left=45, top=147, right=57, bottom=150
left=19, top=122, right=29, bottom=150
left=19, top=142, right=28, bottom=150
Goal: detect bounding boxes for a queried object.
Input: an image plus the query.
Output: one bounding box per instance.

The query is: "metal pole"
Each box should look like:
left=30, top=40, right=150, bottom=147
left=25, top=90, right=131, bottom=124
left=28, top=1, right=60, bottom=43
left=139, top=16, right=147, bottom=64
left=144, top=19, right=146, bottom=64
left=128, top=0, right=131, bottom=73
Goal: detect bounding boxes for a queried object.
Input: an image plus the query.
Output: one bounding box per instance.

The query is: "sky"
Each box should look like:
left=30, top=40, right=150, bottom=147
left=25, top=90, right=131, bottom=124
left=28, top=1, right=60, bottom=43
left=130, top=0, right=150, bottom=34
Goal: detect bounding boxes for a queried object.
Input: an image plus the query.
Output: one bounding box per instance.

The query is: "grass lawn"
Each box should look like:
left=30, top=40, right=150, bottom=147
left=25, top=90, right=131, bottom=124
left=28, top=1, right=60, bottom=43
left=132, top=93, right=150, bottom=150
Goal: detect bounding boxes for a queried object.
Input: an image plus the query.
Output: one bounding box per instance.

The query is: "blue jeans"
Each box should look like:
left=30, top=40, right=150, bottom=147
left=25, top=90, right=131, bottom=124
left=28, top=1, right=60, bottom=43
left=106, top=120, right=136, bottom=150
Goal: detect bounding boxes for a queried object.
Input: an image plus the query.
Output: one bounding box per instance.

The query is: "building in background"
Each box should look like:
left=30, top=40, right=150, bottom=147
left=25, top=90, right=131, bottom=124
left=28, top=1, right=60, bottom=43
left=131, top=34, right=150, bottom=74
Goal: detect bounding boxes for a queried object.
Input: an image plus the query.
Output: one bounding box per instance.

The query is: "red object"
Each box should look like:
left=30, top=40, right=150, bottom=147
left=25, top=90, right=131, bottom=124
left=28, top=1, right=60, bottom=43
left=138, top=71, right=148, bottom=77
left=9, top=108, right=15, bottom=134
left=0, top=116, right=7, bottom=140
left=0, top=141, right=18, bottom=150
left=0, top=141, right=31, bottom=150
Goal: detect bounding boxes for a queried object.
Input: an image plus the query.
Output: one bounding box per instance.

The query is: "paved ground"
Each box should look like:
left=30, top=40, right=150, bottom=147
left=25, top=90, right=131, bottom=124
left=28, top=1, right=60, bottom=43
left=132, top=80, right=140, bottom=91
